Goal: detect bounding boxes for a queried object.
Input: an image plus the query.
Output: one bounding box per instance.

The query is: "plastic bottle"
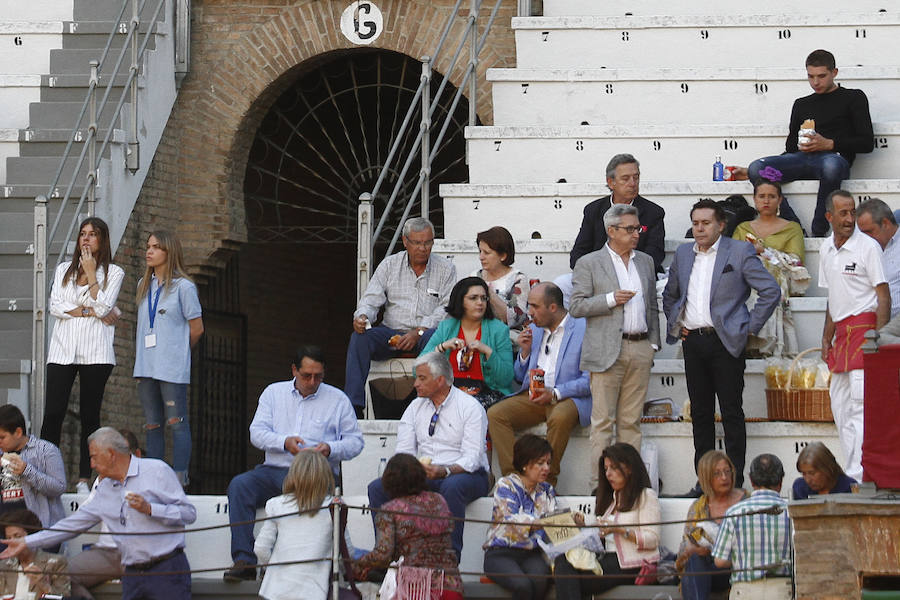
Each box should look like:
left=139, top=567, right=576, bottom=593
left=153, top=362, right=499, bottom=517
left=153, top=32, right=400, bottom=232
left=712, top=155, right=724, bottom=181
left=378, top=457, right=387, bottom=477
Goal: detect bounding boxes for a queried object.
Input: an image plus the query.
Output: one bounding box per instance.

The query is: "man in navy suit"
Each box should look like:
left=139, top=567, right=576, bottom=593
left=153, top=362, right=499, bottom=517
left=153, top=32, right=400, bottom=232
left=663, top=199, right=780, bottom=489
left=569, top=154, right=666, bottom=273
left=487, top=282, right=591, bottom=486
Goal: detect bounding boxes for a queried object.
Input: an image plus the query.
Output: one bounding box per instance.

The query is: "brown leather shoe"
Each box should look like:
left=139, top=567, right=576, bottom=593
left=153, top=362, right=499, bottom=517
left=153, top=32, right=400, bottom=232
left=223, top=560, right=257, bottom=582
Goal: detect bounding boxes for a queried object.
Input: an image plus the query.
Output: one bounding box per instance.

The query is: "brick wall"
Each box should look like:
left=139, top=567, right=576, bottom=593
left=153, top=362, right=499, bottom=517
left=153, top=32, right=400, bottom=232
left=83, top=0, right=518, bottom=485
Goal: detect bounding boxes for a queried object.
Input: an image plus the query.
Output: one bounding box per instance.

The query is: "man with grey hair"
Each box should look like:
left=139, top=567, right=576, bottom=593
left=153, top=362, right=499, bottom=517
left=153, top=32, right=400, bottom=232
left=570, top=203, right=660, bottom=487
left=570, top=153, right=665, bottom=273
left=1, top=427, right=196, bottom=600
left=856, top=197, right=900, bottom=318
left=366, top=352, right=489, bottom=558
left=712, top=453, right=792, bottom=599
left=346, top=216, right=457, bottom=410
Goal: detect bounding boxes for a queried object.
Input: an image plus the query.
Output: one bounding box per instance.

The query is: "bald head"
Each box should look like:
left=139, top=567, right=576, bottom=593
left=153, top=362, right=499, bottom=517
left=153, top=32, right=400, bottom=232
left=527, top=282, right=566, bottom=329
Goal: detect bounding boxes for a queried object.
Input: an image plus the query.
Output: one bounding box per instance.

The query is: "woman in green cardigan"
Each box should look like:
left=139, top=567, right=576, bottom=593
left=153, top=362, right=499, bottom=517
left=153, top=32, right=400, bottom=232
left=421, top=276, right=514, bottom=409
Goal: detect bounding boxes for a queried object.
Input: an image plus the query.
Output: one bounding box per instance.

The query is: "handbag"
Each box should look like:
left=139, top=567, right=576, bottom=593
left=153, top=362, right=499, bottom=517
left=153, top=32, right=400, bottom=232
left=634, top=559, right=658, bottom=585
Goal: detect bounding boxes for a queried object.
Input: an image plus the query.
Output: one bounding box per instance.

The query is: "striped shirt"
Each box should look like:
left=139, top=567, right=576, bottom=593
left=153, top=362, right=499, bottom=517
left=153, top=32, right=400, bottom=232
left=712, top=489, right=792, bottom=583
left=14, top=435, right=67, bottom=528
left=354, top=251, right=456, bottom=330
left=484, top=473, right=557, bottom=550
left=47, top=261, right=125, bottom=365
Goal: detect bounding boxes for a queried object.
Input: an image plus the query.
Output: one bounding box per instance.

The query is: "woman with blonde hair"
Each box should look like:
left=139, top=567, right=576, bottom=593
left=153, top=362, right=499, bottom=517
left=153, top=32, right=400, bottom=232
left=793, top=441, right=857, bottom=499
left=676, top=450, right=748, bottom=600
left=42, top=217, right=124, bottom=492
left=133, top=230, right=203, bottom=486
left=255, top=451, right=336, bottom=600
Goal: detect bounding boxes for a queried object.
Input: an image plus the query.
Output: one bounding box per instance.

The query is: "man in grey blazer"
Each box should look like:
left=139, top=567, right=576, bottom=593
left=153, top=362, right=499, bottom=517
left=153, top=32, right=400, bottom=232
left=663, top=199, right=780, bottom=490
left=570, top=203, right=660, bottom=487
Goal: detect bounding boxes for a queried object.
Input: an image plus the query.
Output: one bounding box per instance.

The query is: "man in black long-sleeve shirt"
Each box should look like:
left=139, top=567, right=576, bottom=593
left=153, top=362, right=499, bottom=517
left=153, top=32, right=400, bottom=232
left=748, top=49, right=874, bottom=237
left=569, top=153, right=666, bottom=273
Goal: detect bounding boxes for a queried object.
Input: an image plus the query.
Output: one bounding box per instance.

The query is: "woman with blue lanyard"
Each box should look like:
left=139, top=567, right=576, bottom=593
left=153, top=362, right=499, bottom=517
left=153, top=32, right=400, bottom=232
left=133, top=230, right=203, bottom=487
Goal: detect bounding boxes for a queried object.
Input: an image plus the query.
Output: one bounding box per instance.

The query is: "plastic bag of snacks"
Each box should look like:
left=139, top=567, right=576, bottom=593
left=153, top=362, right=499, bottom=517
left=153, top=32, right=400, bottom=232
left=764, top=358, right=791, bottom=389
left=790, top=359, right=818, bottom=389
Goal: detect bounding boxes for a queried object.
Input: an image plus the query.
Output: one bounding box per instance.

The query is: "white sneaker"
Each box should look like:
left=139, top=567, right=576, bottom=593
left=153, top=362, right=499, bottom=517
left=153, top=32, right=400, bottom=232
left=75, top=481, right=90, bottom=495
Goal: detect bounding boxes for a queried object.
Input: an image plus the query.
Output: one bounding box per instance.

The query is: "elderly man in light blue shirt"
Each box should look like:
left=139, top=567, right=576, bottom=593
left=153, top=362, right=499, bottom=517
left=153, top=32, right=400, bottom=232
left=1, top=427, right=197, bottom=600
left=224, top=344, right=363, bottom=582
left=857, top=198, right=900, bottom=318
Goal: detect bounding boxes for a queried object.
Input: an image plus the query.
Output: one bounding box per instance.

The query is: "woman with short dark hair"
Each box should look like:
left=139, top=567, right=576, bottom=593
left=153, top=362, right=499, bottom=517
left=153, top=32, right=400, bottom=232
left=473, top=226, right=531, bottom=343
left=483, top=435, right=556, bottom=600
left=554, top=443, right=660, bottom=599
left=354, top=454, right=462, bottom=599
left=422, top=276, right=514, bottom=409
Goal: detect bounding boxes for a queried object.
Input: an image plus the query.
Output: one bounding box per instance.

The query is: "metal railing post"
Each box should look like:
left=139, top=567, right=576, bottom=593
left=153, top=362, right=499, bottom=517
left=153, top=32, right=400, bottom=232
left=174, top=0, right=191, bottom=87
left=517, top=0, right=531, bottom=17
left=87, top=60, right=99, bottom=216
left=420, top=56, right=432, bottom=218
left=127, top=0, right=140, bottom=172
left=468, top=0, right=478, bottom=126
left=357, top=193, right=373, bottom=299
left=331, top=489, right=342, bottom=600
left=31, top=196, right=48, bottom=430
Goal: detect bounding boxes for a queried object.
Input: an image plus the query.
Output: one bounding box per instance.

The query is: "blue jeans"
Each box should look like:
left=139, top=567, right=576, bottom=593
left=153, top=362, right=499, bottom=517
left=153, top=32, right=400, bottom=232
left=344, top=325, right=435, bottom=407
left=137, top=378, right=191, bottom=484
left=681, top=553, right=731, bottom=600
left=226, top=464, right=288, bottom=564
left=367, top=468, right=490, bottom=560
left=122, top=550, right=191, bottom=600
left=748, top=151, right=850, bottom=236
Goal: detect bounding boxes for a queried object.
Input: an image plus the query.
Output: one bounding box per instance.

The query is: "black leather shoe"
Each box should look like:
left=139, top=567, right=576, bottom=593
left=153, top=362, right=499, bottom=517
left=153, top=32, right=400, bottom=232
left=223, top=560, right=257, bottom=582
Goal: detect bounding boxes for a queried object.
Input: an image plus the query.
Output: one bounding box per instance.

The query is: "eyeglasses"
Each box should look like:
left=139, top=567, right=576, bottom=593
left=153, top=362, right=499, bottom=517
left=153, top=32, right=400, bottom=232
left=428, top=410, right=440, bottom=436
left=406, top=238, right=435, bottom=248
left=120, top=499, right=128, bottom=526
left=465, top=294, right=488, bottom=302
left=611, top=225, right=648, bottom=235
left=713, top=469, right=734, bottom=479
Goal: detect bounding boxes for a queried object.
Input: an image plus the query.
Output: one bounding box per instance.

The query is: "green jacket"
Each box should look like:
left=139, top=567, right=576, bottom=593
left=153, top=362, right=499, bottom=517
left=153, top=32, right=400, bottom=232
left=421, top=317, right=514, bottom=395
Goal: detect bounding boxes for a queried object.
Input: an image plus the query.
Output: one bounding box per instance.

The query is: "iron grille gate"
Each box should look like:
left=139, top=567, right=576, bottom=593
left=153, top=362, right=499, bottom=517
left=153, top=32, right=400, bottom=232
left=190, top=309, right=248, bottom=494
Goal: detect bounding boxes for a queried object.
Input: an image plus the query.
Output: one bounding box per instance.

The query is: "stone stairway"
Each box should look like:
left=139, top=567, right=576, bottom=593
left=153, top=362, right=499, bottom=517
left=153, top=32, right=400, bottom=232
left=434, top=1, right=900, bottom=493
left=0, top=0, right=177, bottom=408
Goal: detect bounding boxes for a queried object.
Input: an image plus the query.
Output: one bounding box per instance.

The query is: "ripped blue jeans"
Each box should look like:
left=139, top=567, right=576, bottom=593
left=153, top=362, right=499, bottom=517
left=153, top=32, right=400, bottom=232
left=137, top=378, right=191, bottom=485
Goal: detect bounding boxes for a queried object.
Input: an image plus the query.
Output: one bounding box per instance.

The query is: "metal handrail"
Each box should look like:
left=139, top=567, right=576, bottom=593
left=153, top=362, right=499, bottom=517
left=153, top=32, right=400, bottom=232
left=367, top=0, right=504, bottom=263
left=31, top=0, right=189, bottom=428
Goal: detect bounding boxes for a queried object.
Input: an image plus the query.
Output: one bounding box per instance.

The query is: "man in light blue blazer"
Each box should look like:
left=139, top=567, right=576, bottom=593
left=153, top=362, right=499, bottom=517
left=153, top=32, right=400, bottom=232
left=663, top=199, right=780, bottom=490
left=487, top=282, right=591, bottom=486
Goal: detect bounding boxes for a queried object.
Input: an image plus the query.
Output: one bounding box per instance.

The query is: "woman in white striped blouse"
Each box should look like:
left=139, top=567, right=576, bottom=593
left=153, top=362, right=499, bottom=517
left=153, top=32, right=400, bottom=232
left=42, top=217, right=124, bottom=491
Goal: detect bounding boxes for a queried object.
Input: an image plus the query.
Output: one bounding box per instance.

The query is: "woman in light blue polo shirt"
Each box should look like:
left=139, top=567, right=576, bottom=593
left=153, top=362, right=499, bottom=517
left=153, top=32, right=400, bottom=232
left=133, top=230, right=204, bottom=486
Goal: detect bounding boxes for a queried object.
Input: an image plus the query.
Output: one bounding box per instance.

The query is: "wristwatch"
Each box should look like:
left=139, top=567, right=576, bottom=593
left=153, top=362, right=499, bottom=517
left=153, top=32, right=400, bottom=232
left=417, top=328, right=425, bottom=336
left=443, top=466, right=452, bottom=478
left=81, top=308, right=91, bottom=317
left=550, top=389, right=560, bottom=405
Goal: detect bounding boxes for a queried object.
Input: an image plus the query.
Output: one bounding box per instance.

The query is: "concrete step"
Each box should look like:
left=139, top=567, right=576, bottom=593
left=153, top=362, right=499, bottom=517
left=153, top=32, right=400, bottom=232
left=28, top=100, right=129, bottom=130
left=0, top=76, right=41, bottom=129
left=438, top=180, right=900, bottom=247
left=543, top=0, right=893, bottom=16
left=348, top=418, right=841, bottom=497
left=465, top=123, right=900, bottom=184
left=6, top=155, right=100, bottom=185
left=0, top=358, right=30, bottom=417
left=512, top=13, right=900, bottom=69
left=73, top=0, right=168, bottom=22
left=488, top=66, right=900, bottom=126
left=0, top=0, right=73, bottom=21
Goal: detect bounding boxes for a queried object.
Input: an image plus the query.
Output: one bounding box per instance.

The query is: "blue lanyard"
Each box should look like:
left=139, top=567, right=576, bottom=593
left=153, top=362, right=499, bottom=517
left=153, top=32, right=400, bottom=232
left=147, top=283, right=163, bottom=330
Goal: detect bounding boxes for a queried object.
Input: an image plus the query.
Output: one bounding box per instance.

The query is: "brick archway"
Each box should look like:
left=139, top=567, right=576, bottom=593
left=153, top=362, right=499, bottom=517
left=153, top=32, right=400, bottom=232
left=158, top=0, right=515, bottom=274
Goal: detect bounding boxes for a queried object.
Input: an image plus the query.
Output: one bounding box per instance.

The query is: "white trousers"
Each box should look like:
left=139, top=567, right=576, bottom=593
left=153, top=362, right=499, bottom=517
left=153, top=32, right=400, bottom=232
left=829, top=369, right=865, bottom=482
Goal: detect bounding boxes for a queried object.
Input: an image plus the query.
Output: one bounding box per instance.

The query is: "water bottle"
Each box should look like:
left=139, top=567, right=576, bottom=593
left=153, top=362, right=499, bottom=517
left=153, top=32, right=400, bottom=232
left=712, top=155, right=724, bottom=181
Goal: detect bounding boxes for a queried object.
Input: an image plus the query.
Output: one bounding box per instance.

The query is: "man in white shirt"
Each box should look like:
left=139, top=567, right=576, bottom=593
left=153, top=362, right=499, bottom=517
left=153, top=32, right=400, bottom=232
left=663, top=199, right=780, bottom=491
left=570, top=204, right=660, bottom=487
left=819, top=190, right=890, bottom=481
left=856, top=197, right=900, bottom=318
left=487, top=282, right=591, bottom=487
left=367, top=352, right=489, bottom=558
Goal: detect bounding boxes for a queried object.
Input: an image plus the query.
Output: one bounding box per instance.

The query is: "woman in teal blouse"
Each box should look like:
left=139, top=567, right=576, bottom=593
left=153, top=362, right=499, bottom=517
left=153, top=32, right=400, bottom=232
left=422, top=276, right=514, bottom=408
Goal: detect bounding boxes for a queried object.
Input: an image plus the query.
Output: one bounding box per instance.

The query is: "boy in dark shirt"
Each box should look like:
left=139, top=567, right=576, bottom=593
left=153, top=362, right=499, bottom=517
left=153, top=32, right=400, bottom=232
left=748, top=49, right=874, bottom=237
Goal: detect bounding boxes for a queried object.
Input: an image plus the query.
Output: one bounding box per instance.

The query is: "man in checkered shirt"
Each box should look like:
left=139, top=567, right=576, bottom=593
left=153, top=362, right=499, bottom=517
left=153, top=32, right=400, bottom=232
left=712, top=453, right=793, bottom=600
